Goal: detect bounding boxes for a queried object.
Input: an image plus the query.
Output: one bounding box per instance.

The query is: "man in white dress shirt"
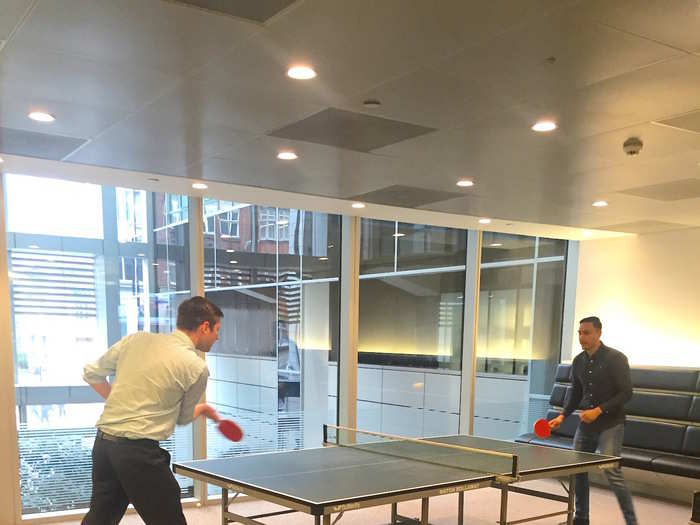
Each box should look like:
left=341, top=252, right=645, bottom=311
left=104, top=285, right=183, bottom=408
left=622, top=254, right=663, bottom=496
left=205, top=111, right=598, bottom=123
left=81, top=296, right=223, bottom=525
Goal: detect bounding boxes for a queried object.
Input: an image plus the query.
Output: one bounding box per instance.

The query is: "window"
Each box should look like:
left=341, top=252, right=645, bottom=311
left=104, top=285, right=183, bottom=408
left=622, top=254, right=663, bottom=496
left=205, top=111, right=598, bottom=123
left=203, top=203, right=340, bottom=495
left=5, top=176, right=193, bottom=516
left=116, top=187, right=147, bottom=243
left=473, top=235, right=567, bottom=441
left=356, top=218, right=467, bottom=438
left=220, top=210, right=240, bottom=239
left=259, top=207, right=276, bottom=241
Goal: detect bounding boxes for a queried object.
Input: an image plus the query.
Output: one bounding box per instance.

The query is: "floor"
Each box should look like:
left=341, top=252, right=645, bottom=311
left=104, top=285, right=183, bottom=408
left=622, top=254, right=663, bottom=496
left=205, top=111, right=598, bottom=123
left=61, top=479, right=692, bottom=524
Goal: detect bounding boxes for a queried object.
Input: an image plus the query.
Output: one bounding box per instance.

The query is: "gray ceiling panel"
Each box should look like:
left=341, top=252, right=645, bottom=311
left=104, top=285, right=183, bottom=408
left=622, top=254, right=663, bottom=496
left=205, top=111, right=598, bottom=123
left=172, top=0, right=297, bottom=23
left=268, top=108, right=437, bottom=153
left=349, top=185, right=465, bottom=208
left=0, top=127, right=86, bottom=161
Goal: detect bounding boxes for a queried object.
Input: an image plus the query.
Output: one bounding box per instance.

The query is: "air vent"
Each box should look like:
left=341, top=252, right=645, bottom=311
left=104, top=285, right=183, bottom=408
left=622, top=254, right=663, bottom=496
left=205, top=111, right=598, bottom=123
left=348, top=185, right=464, bottom=208
left=618, top=178, right=700, bottom=201
left=172, top=0, right=297, bottom=23
left=0, top=127, right=86, bottom=161
left=268, top=108, right=437, bottom=152
left=598, top=220, right=691, bottom=234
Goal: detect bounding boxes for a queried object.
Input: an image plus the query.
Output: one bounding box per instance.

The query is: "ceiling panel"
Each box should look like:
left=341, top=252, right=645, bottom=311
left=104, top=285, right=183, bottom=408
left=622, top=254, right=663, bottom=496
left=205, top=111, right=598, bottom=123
left=268, top=108, right=436, bottom=152
left=10, top=0, right=260, bottom=74
left=0, top=0, right=32, bottom=42
left=0, top=91, right=125, bottom=140
left=0, top=45, right=173, bottom=112
left=577, top=0, right=700, bottom=54
left=66, top=114, right=253, bottom=176
left=0, top=126, right=86, bottom=161
left=171, top=0, right=297, bottom=23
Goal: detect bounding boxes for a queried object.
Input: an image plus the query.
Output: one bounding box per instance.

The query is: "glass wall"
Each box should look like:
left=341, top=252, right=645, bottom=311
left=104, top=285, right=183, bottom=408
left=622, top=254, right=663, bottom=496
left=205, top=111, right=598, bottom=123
left=5, top=174, right=194, bottom=515
left=353, top=219, right=466, bottom=438
left=474, top=233, right=567, bottom=440
left=203, top=202, right=340, bottom=493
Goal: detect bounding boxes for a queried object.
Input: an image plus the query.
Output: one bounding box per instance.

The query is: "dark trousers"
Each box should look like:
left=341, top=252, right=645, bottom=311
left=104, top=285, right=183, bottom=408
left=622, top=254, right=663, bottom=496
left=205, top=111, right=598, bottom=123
left=82, top=431, right=187, bottom=525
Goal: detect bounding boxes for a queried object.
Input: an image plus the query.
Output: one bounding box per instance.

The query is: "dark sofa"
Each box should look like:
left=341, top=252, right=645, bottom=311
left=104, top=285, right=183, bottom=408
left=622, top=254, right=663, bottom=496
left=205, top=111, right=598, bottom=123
left=516, top=364, right=700, bottom=479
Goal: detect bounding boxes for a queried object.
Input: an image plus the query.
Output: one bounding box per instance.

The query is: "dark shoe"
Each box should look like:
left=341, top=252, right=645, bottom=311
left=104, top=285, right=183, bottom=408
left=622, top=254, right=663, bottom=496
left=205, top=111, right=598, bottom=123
left=573, top=518, right=589, bottom=525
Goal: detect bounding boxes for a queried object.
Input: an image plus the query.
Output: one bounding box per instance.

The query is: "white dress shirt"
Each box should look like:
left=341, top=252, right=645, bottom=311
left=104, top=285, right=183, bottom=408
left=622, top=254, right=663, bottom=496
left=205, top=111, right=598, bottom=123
left=83, top=330, right=209, bottom=441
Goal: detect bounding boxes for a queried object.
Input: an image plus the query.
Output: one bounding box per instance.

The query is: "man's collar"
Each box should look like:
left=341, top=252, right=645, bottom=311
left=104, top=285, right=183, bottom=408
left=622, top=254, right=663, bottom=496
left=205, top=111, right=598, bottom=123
left=172, top=329, right=196, bottom=350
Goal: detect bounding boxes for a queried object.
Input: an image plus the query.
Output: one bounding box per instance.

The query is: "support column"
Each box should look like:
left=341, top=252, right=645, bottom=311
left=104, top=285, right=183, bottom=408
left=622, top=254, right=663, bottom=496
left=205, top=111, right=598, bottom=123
left=188, top=196, right=207, bottom=503
left=338, top=216, right=360, bottom=430
left=0, top=174, right=21, bottom=523
left=459, top=230, right=481, bottom=435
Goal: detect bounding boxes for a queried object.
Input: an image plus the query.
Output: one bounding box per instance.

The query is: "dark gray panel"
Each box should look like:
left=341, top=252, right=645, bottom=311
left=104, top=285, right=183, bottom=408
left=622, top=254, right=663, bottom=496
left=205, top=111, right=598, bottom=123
left=656, top=110, right=700, bottom=134
left=268, top=108, right=437, bottom=152
left=348, top=184, right=463, bottom=208
left=598, top=220, right=691, bottom=234
left=0, top=126, right=86, bottom=160
left=173, top=0, right=297, bottom=23
left=619, top=178, right=700, bottom=201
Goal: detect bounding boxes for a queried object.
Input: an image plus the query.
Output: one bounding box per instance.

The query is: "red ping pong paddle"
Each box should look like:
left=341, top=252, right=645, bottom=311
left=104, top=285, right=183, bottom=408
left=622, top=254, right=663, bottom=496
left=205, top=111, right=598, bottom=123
left=533, top=418, right=551, bottom=439
left=218, top=419, right=243, bottom=442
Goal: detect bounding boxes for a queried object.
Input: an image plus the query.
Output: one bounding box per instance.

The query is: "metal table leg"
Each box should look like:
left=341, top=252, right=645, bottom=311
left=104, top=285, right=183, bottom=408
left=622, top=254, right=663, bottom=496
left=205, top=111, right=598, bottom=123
left=222, top=488, right=228, bottom=525
left=458, top=491, right=464, bottom=525
left=499, top=485, right=508, bottom=525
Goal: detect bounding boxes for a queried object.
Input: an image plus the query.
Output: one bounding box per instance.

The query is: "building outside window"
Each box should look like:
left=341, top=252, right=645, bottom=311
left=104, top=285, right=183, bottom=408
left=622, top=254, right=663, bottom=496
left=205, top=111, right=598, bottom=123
left=4, top=174, right=193, bottom=516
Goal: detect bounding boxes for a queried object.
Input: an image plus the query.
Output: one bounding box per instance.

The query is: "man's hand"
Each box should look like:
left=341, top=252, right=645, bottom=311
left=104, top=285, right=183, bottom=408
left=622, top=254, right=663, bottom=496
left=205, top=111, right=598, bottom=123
left=193, top=403, right=220, bottom=422
left=548, top=414, right=565, bottom=430
left=89, top=382, right=111, bottom=400
left=580, top=406, right=603, bottom=424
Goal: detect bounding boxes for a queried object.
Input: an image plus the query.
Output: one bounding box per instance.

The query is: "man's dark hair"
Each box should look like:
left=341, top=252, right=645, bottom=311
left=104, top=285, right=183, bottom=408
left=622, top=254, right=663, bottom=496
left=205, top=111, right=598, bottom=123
left=177, top=296, right=223, bottom=331
left=579, top=316, right=602, bottom=330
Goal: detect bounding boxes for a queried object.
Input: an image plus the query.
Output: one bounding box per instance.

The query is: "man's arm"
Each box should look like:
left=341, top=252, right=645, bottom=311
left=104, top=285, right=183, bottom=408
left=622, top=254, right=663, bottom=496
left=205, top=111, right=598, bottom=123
left=550, top=360, right=582, bottom=429
left=90, top=382, right=112, bottom=400
left=599, top=352, right=633, bottom=414
left=177, top=367, right=214, bottom=425
left=83, top=335, right=131, bottom=395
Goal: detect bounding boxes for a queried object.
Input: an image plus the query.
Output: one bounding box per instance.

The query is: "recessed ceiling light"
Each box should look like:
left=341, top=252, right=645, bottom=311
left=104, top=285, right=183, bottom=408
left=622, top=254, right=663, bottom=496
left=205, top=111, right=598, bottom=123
left=277, top=150, right=298, bottom=160
left=230, top=260, right=238, bottom=264
left=489, top=243, right=503, bottom=247
left=393, top=233, right=405, bottom=238
left=28, top=244, right=39, bottom=249
left=363, top=99, right=381, bottom=108
left=319, top=256, right=329, bottom=261
left=456, top=179, right=474, bottom=188
left=277, top=219, right=289, bottom=226
left=192, top=182, right=207, bottom=190
left=592, top=200, right=608, bottom=208
left=352, top=202, right=366, bottom=209
left=478, top=218, right=492, bottom=224
left=287, top=65, right=316, bottom=80
left=583, top=230, right=594, bottom=238
left=137, top=252, right=145, bottom=257
left=226, top=249, right=235, bottom=253
left=531, top=120, right=557, bottom=132
left=28, top=111, right=55, bottom=123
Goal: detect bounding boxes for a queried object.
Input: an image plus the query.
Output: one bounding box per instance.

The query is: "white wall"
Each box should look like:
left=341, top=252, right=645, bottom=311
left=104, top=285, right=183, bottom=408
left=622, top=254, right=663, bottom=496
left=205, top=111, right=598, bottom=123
left=571, top=228, right=700, bottom=367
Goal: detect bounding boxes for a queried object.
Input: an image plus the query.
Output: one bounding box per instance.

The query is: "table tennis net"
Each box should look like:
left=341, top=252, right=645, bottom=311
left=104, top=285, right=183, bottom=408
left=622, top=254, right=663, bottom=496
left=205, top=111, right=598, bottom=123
left=324, top=425, right=519, bottom=478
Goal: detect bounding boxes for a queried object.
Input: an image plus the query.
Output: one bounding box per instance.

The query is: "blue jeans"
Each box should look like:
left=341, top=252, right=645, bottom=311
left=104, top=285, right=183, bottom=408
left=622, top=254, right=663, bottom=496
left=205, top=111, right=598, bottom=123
left=573, top=423, right=638, bottom=525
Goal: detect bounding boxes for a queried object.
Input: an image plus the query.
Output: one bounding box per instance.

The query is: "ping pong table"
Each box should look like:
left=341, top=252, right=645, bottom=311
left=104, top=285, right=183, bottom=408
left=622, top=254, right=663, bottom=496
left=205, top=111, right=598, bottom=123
left=173, top=425, right=619, bottom=525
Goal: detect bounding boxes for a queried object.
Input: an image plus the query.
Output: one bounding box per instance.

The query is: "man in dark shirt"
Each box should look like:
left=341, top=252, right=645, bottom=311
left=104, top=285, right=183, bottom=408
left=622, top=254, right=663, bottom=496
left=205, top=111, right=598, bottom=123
left=549, top=316, right=637, bottom=525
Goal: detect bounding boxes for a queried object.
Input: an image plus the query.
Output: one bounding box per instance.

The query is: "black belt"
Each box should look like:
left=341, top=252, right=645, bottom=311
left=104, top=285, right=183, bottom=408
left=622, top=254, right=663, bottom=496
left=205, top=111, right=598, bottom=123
left=97, top=430, right=157, bottom=445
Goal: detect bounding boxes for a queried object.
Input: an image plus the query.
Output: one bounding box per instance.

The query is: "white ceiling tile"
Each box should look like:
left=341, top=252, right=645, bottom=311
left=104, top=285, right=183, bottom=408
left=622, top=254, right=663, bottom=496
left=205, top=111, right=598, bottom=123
left=11, top=0, right=260, bottom=74
left=577, top=0, right=700, bottom=54
left=0, top=45, right=173, bottom=112
left=0, top=0, right=32, bottom=41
